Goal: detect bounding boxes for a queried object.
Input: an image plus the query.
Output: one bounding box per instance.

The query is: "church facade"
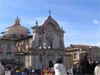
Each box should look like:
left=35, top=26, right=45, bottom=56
left=0, top=14, right=66, bottom=70
left=15, top=16, right=66, bottom=70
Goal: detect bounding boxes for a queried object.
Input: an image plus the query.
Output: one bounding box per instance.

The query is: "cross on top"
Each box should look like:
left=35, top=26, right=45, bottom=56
left=49, top=10, right=51, bottom=16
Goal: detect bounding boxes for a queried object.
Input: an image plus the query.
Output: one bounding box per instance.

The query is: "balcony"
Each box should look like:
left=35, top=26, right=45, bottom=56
left=0, top=59, right=15, bottom=64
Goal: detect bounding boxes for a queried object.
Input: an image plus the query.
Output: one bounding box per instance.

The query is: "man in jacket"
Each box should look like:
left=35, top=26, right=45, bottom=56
left=80, top=53, right=92, bottom=74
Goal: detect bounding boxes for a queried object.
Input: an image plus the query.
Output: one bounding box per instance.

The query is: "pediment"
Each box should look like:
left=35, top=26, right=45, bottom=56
left=42, top=16, right=61, bottom=32
left=45, top=22, right=56, bottom=32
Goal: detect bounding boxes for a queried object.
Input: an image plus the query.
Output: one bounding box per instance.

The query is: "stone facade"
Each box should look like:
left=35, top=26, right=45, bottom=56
left=0, top=16, right=30, bottom=70
left=15, top=36, right=33, bottom=69
left=65, top=44, right=100, bottom=65
left=27, top=16, right=66, bottom=69
left=24, top=16, right=66, bottom=69
left=0, top=15, right=66, bottom=70
left=13, top=16, right=66, bottom=70
left=0, top=38, right=15, bottom=70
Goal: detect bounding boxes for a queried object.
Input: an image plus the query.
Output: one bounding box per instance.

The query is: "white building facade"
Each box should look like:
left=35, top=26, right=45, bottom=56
left=25, top=16, right=66, bottom=69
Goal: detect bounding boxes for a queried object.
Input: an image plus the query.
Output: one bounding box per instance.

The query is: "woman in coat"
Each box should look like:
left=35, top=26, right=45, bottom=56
left=94, top=61, right=100, bottom=75
left=5, top=67, right=11, bottom=75
left=54, top=58, right=67, bottom=75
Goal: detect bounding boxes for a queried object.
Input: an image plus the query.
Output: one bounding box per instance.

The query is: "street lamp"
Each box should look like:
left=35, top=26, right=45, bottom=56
left=89, top=47, right=92, bottom=61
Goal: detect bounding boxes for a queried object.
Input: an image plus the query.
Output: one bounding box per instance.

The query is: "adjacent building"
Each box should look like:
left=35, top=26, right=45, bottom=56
left=0, top=16, right=30, bottom=70
left=0, top=38, right=15, bottom=70
left=65, top=44, right=100, bottom=66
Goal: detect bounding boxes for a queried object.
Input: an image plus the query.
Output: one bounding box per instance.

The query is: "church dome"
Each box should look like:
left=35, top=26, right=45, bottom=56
left=6, top=16, right=30, bottom=35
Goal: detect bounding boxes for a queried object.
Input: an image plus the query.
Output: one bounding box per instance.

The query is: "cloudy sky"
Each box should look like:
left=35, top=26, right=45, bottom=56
left=0, top=0, right=99, bottom=47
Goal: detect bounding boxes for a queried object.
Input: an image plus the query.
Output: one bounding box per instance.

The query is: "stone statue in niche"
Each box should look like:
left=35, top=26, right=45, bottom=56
left=39, top=39, right=42, bottom=47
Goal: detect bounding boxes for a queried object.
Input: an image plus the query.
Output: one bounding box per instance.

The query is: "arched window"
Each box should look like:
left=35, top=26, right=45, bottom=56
left=7, top=44, right=11, bottom=50
left=48, top=41, right=52, bottom=49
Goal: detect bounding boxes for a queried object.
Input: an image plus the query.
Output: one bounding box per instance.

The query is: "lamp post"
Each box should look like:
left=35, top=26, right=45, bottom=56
left=89, top=47, right=92, bottom=61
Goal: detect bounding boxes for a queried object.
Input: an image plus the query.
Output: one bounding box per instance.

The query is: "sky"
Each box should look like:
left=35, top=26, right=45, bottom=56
left=0, top=0, right=100, bottom=47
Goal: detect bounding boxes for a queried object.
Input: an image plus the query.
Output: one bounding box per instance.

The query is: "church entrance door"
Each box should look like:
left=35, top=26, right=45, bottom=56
left=49, top=60, right=53, bottom=68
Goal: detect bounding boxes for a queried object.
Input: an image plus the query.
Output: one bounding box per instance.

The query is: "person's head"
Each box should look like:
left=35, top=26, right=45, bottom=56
left=42, top=65, right=44, bottom=68
left=56, top=58, right=62, bottom=64
left=89, top=60, right=92, bottom=64
left=16, top=67, right=20, bottom=70
left=97, top=61, right=100, bottom=66
left=6, top=67, right=9, bottom=71
left=84, top=53, right=89, bottom=59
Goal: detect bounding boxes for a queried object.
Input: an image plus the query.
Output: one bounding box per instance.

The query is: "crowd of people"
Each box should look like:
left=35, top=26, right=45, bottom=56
left=0, top=56, right=100, bottom=75
left=0, top=64, right=22, bottom=75
left=73, top=53, right=100, bottom=75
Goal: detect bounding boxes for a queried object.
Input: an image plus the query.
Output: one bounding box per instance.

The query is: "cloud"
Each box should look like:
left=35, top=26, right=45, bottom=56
left=93, top=19, right=99, bottom=24
left=92, top=42, right=100, bottom=47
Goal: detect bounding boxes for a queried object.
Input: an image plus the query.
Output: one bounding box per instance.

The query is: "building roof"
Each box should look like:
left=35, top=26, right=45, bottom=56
left=65, top=44, right=91, bottom=50
left=6, top=16, right=30, bottom=35
left=15, top=35, right=32, bottom=42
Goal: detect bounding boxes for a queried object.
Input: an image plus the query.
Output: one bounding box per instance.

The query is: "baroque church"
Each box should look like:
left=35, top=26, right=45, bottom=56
left=0, top=13, right=66, bottom=70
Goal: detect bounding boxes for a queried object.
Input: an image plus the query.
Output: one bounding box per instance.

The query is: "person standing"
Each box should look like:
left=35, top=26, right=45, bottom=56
left=14, top=67, right=22, bottom=75
left=80, top=53, right=92, bottom=74
left=94, top=61, right=100, bottom=75
left=5, top=67, right=11, bottom=75
left=41, top=67, right=51, bottom=75
left=0, top=62, right=5, bottom=75
left=54, top=58, right=67, bottom=75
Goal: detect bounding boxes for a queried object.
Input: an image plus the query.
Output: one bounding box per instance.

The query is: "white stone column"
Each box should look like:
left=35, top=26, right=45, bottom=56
left=35, top=54, right=40, bottom=69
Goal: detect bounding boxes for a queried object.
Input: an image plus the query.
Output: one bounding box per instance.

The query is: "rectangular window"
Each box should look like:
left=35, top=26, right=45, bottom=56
left=0, top=52, right=2, bottom=60
left=48, top=41, right=52, bottom=49
left=7, top=44, right=11, bottom=50
left=7, top=53, right=11, bottom=60
left=73, top=53, right=77, bottom=59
